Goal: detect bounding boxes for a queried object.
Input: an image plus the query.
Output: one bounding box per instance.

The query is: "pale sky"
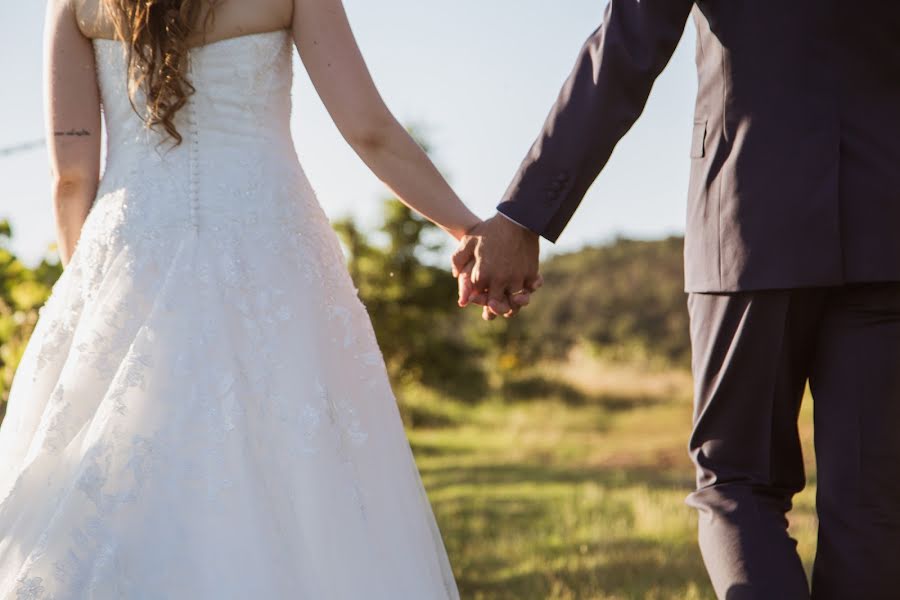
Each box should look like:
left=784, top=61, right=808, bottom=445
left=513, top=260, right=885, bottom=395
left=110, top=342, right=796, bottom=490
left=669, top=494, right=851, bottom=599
left=0, top=1, right=698, bottom=266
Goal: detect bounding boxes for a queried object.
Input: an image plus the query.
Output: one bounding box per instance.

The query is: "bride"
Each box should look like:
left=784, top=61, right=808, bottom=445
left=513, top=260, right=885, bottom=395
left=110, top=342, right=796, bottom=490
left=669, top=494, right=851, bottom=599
left=0, top=0, right=528, bottom=597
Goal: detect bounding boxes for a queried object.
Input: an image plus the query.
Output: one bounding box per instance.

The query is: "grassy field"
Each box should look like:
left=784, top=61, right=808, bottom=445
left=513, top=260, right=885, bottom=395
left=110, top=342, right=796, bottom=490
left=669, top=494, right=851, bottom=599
left=403, top=351, right=818, bottom=599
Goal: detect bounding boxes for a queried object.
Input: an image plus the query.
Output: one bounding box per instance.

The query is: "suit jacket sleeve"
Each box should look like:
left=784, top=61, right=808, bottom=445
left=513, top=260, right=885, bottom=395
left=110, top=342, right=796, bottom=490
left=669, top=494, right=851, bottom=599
left=497, top=0, right=695, bottom=242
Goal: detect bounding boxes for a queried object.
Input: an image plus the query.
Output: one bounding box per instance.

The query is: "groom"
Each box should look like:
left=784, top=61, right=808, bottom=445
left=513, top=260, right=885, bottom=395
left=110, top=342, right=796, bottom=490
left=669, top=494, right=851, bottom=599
left=453, top=1, right=900, bottom=598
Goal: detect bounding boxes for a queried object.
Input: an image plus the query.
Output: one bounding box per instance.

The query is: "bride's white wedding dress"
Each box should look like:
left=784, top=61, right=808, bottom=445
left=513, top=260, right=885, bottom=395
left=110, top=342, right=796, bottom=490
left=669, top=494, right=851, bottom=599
left=0, top=29, right=459, bottom=599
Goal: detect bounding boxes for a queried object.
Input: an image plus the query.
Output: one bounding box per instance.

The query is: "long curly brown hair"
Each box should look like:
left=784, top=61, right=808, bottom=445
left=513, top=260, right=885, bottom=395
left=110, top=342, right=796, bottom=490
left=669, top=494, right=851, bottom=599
left=103, top=0, right=223, bottom=145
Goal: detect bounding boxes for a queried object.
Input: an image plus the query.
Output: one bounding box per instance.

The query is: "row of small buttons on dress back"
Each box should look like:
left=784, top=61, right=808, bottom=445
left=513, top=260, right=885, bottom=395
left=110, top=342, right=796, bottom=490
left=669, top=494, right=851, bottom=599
left=186, top=66, right=201, bottom=232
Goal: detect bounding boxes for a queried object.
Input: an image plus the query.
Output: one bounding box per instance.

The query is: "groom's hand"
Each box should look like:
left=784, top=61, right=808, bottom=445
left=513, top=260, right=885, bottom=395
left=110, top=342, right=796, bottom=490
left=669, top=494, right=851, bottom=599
left=455, top=261, right=540, bottom=320
left=451, top=214, right=541, bottom=319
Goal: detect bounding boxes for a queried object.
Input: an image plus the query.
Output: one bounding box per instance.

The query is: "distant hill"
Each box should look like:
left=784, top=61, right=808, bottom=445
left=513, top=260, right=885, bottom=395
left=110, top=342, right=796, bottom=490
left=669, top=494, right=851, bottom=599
left=521, top=235, right=690, bottom=367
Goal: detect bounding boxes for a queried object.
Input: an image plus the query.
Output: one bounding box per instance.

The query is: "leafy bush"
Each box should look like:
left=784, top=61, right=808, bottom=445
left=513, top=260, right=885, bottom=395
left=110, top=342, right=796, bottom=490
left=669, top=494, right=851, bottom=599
left=334, top=199, right=489, bottom=400
left=0, top=221, right=62, bottom=421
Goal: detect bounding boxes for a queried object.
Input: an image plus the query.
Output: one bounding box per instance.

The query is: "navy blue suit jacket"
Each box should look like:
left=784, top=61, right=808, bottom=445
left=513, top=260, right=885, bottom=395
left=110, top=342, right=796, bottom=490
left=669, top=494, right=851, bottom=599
left=497, top=0, right=900, bottom=292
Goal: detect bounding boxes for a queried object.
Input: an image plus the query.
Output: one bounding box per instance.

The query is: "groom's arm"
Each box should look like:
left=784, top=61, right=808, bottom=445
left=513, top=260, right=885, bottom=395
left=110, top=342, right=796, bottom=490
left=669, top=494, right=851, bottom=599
left=498, top=0, right=695, bottom=242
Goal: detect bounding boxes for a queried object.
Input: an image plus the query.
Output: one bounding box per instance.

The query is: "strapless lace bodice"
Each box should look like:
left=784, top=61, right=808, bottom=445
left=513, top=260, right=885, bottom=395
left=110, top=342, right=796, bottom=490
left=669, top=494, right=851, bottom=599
left=80, top=29, right=349, bottom=301
left=93, top=29, right=298, bottom=233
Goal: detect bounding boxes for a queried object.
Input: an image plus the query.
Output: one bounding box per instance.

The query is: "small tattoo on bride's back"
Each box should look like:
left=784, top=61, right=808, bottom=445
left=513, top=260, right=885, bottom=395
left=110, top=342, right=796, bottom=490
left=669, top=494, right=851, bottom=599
left=54, top=129, right=91, bottom=137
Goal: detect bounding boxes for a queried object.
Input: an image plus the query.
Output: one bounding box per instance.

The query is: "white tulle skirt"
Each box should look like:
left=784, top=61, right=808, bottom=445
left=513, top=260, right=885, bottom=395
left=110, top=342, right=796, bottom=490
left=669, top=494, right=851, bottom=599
left=0, top=177, right=459, bottom=599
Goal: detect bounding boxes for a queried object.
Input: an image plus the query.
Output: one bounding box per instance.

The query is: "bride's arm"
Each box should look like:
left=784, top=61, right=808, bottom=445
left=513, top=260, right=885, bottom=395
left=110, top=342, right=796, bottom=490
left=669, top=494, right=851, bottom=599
left=44, top=0, right=102, bottom=266
left=291, top=0, right=480, bottom=241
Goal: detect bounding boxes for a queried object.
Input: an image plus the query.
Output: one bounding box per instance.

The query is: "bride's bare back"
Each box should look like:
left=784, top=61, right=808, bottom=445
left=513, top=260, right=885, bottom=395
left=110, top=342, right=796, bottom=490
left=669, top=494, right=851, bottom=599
left=74, top=0, right=294, bottom=45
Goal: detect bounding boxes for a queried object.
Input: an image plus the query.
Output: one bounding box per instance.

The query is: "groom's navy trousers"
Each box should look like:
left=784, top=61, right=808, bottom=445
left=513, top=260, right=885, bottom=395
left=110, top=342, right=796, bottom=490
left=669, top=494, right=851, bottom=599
left=493, top=0, right=900, bottom=597
left=687, top=284, right=900, bottom=599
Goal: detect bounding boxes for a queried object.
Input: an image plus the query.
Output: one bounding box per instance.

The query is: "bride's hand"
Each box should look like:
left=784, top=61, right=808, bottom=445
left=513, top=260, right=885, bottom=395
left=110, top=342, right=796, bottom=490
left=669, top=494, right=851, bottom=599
left=451, top=213, right=542, bottom=320
left=454, top=261, right=543, bottom=320
left=449, top=216, right=484, bottom=243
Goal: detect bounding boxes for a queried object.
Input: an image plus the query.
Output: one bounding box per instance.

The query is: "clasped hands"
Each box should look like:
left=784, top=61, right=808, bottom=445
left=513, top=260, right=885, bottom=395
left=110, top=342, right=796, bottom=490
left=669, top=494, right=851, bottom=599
left=451, top=214, right=542, bottom=321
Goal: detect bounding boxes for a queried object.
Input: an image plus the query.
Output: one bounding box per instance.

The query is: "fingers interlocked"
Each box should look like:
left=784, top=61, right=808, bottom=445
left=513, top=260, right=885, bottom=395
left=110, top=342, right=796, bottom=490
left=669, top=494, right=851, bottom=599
left=451, top=214, right=543, bottom=320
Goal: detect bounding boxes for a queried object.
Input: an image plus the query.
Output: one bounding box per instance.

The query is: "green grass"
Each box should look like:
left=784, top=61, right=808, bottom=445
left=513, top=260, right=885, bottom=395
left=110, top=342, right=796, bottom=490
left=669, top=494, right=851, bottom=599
left=403, top=353, right=818, bottom=599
